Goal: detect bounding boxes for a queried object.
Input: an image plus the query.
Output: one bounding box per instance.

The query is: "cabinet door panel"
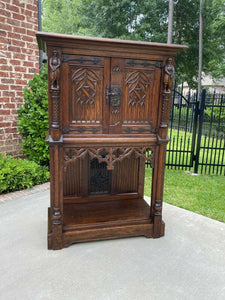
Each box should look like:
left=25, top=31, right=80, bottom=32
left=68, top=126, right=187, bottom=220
left=116, top=58, right=161, bottom=134
left=63, top=56, right=161, bottom=135
left=63, top=55, right=109, bottom=134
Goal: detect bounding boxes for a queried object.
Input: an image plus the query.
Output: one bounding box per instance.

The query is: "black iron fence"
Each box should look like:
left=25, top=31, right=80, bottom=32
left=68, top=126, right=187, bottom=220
left=165, top=81, right=225, bottom=175
left=194, top=90, right=225, bottom=174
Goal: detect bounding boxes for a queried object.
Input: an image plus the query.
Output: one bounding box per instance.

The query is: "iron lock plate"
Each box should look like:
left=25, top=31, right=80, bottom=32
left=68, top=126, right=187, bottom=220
left=106, top=86, right=122, bottom=107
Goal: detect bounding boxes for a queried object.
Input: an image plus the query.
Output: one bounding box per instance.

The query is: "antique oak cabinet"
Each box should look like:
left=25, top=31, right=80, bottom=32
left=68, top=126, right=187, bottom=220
left=36, top=32, right=187, bottom=250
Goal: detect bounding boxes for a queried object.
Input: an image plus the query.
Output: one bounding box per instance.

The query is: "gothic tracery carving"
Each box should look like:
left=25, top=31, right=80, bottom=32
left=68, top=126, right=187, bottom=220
left=125, top=71, right=150, bottom=106
left=64, top=147, right=154, bottom=171
left=72, top=68, right=100, bottom=105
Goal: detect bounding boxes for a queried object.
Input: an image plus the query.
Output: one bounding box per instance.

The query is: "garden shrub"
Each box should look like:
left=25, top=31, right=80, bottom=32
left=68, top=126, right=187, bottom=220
left=0, top=154, right=49, bottom=194
left=17, top=64, right=49, bottom=166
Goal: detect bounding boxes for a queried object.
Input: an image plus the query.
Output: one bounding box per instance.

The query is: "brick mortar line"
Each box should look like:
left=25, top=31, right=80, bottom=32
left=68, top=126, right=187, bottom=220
left=1, top=7, right=37, bottom=13
left=0, top=182, right=50, bottom=203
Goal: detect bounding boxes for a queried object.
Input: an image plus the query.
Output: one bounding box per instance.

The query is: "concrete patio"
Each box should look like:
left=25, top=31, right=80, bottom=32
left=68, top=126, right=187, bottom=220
left=0, top=188, right=225, bottom=300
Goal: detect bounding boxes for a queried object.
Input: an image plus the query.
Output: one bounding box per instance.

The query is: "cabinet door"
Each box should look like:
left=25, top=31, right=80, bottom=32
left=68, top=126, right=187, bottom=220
left=62, top=55, right=161, bottom=135
left=109, top=58, right=162, bottom=134
left=62, top=55, right=110, bottom=134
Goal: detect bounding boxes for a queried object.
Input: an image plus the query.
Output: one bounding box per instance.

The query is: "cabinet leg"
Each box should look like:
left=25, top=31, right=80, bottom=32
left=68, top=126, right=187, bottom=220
left=48, top=207, right=63, bottom=250
left=48, top=144, right=64, bottom=250
left=152, top=142, right=167, bottom=238
left=51, top=224, right=63, bottom=250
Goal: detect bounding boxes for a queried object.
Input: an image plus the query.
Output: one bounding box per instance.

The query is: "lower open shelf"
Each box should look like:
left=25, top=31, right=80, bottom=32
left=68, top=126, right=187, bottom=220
left=63, top=197, right=151, bottom=229
left=48, top=198, right=165, bottom=249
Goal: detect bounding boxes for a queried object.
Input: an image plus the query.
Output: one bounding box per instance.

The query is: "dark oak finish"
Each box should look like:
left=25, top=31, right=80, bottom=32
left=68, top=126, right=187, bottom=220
left=36, top=32, right=187, bottom=250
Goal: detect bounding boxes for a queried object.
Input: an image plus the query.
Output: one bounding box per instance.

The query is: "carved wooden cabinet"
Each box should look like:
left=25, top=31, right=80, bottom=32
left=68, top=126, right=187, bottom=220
left=37, top=32, right=187, bottom=250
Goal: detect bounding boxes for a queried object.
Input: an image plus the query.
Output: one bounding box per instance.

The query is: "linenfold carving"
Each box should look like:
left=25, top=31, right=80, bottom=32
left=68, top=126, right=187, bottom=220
left=72, top=68, right=100, bottom=105
left=64, top=147, right=154, bottom=171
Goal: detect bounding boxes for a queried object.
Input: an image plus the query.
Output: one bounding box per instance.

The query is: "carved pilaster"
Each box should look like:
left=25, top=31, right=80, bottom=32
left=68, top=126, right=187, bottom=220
left=49, top=49, right=61, bottom=135
left=160, top=58, right=175, bottom=128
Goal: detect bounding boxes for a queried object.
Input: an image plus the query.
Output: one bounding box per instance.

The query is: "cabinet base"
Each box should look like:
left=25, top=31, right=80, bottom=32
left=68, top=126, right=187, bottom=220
left=48, top=198, right=165, bottom=250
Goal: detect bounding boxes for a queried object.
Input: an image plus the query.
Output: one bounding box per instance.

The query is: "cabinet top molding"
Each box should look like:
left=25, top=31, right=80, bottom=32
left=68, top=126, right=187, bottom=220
left=36, top=31, right=188, bottom=56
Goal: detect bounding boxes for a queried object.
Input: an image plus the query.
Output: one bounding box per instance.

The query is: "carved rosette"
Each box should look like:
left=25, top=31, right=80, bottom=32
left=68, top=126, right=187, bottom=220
left=64, top=147, right=154, bottom=171
left=49, top=50, right=61, bottom=129
left=160, top=58, right=175, bottom=128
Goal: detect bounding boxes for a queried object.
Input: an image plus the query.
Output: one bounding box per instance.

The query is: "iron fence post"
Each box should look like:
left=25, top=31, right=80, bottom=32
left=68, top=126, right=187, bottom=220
left=194, top=88, right=206, bottom=173
left=190, top=92, right=198, bottom=167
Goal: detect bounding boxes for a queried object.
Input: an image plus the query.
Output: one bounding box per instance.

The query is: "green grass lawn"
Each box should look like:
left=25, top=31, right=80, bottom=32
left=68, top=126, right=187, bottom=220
left=144, top=167, right=225, bottom=223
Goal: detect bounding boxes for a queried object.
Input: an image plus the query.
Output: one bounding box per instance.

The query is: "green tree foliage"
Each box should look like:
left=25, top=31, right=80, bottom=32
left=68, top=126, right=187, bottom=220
left=75, top=0, right=169, bottom=40
left=205, top=0, right=225, bottom=79
left=41, top=0, right=224, bottom=87
left=17, top=64, right=49, bottom=166
left=42, top=0, right=91, bottom=35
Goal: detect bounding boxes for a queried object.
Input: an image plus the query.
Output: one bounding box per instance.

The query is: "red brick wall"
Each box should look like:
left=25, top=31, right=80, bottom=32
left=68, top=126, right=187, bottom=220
left=0, top=0, right=39, bottom=157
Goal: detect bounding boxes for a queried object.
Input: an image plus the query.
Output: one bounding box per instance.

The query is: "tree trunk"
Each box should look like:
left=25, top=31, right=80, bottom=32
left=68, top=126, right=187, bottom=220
left=198, top=0, right=203, bottom=101
left=167, top=0, right=174, bottom=44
